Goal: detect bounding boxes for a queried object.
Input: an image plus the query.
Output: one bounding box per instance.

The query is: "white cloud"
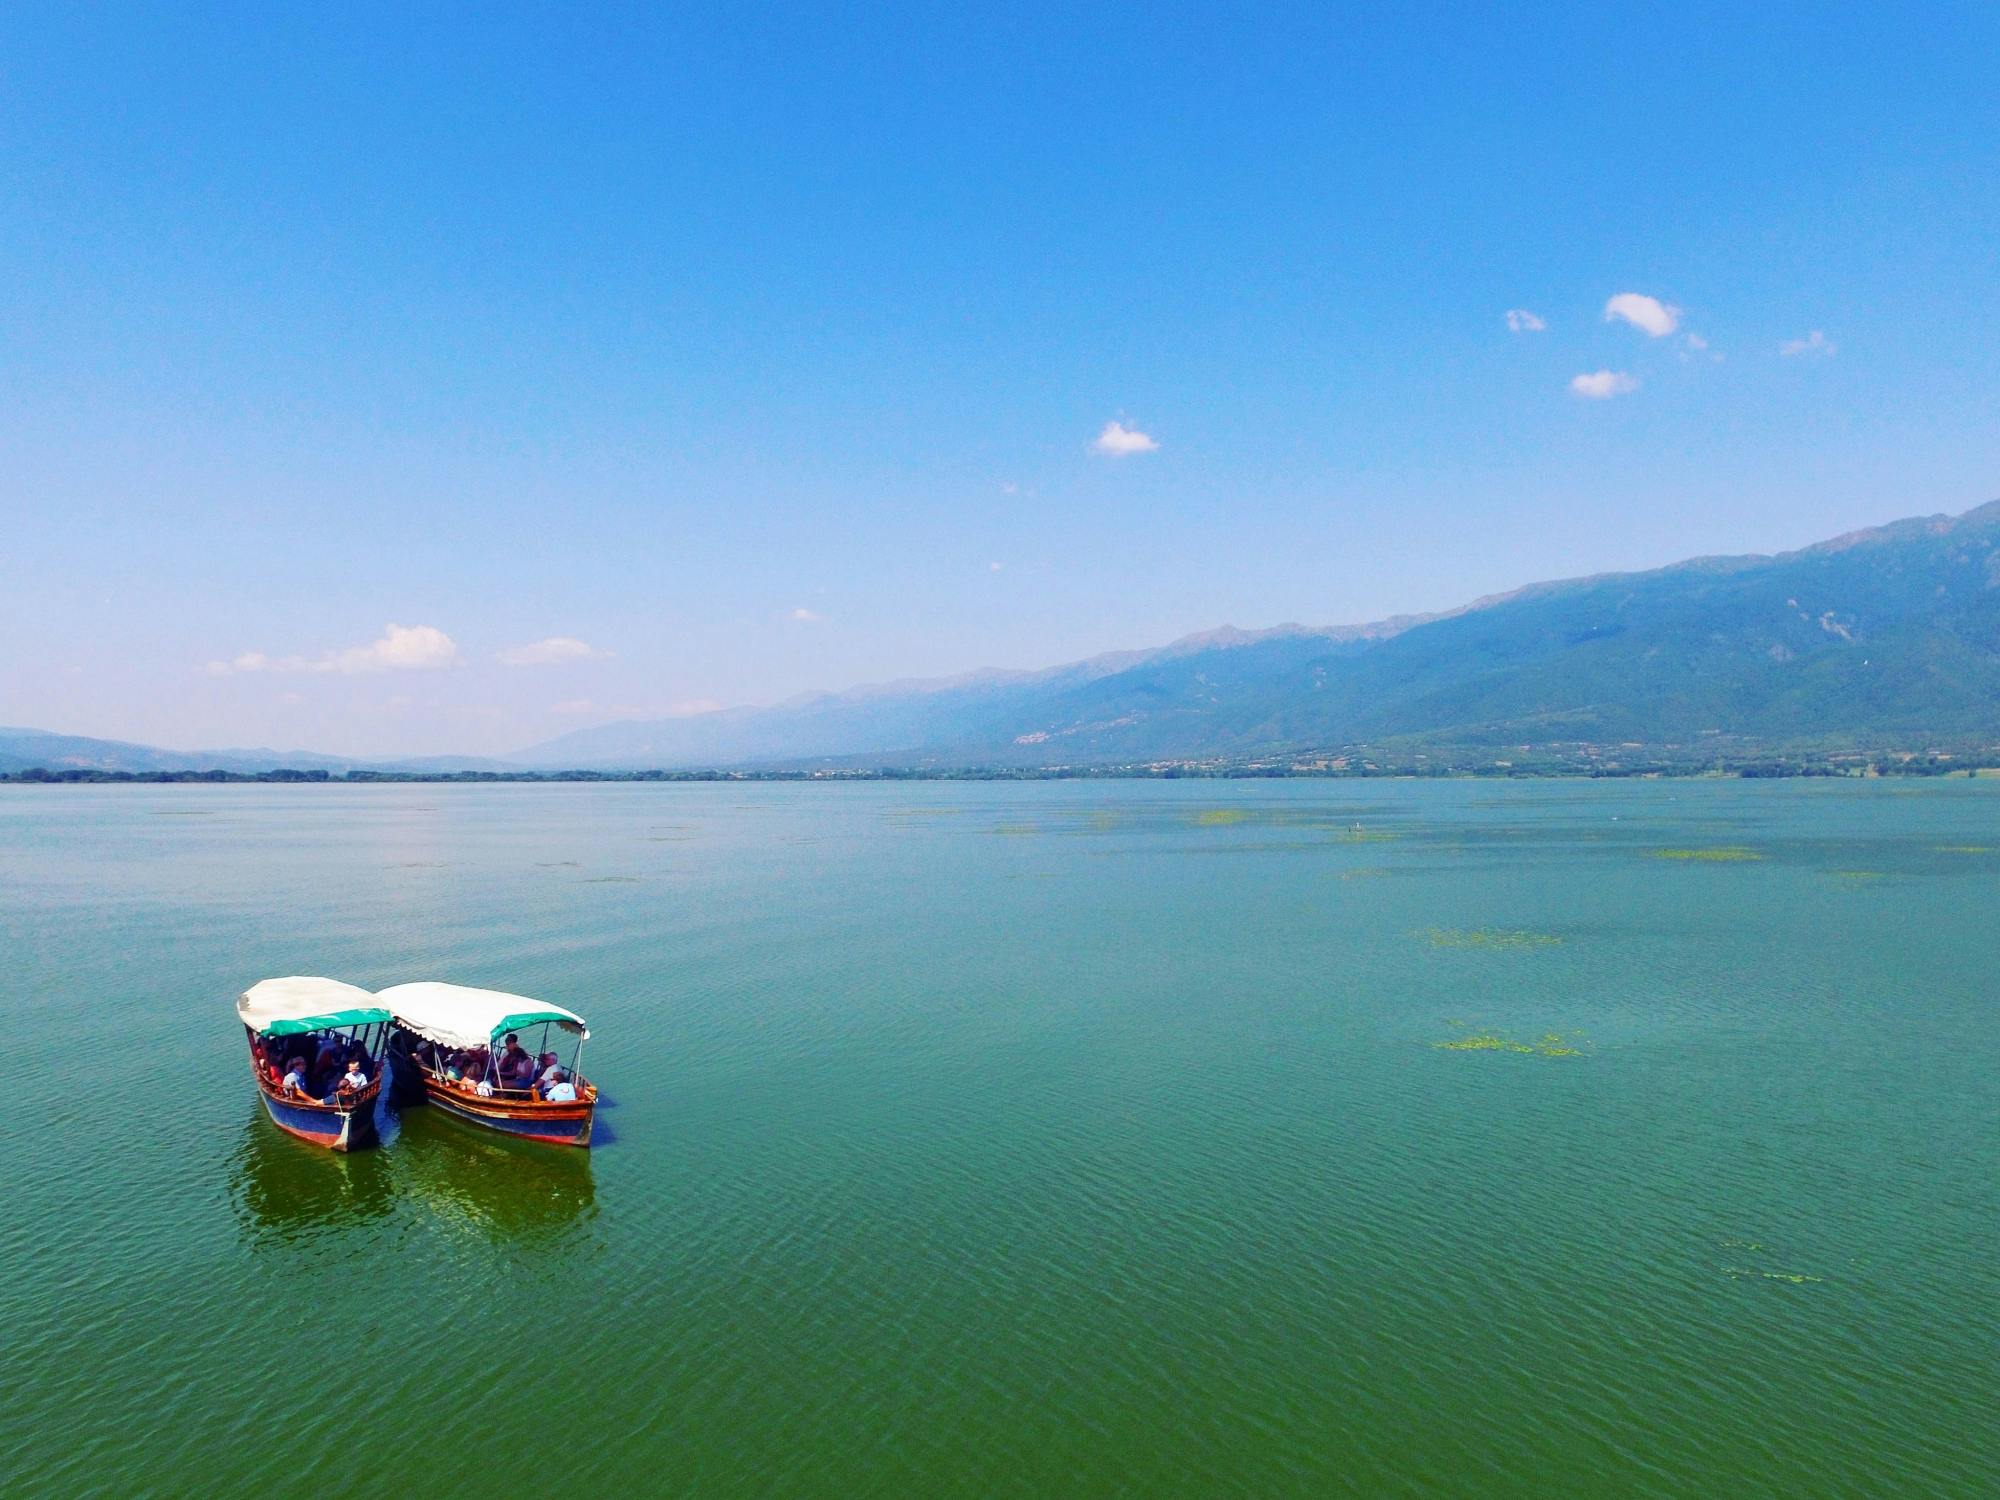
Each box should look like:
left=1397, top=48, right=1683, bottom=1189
left=989, top=561, right=1005, bottom=572
left=1683, top=333, right=1707, bottom=351
left=550, top=698, right=598, bottom=715
left=1091, top=420, right=1158, bottom=456
left=1780, top=330, right=1836, bottom=358
left=1505, top=309, right=1546, bottom=333
left=1603, top=292, right=1681, bottom=337
left=1570, top=370, right=1639, bottom=399
left=496, top=636, right=607, bottom=667
left=790, top=607, right=821, bottom=622
left=207, top=623, right=461, bottom=676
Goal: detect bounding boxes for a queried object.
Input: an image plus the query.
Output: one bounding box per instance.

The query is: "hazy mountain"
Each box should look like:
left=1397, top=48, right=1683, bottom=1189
left=0, top=729, right=508, bottom=777
left=520, top=500, right=2000, bottom=769
left=12, top=501, right=2000, bottom=776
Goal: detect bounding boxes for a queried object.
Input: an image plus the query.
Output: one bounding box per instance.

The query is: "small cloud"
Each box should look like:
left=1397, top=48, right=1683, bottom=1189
left=496, top=636, right=607, bottom=667
left=989, top=561, right=1005, bottom=573
left=1505, top=309, right=1546, bottom=333
left=1000, top=482, right=1019, bottom=495
left=1091, top=420, right=1158, bottom=456
left=207, top=623, right=461, bottom=675
left=1684, top=333, right=1707, bottom=351
left=1570, top=370, right=1639, bottom=399
left=790, top=607, right=821, bottom=622
left=1780, top=330, right=1836, bottom=358
left=1604, top=292, right=1681, bottom=337
left=550, top=698, right=598, bottom=715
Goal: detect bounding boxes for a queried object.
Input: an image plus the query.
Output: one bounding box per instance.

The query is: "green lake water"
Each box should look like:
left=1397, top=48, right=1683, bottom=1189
left=2, top=778, right=1995, bottom=1498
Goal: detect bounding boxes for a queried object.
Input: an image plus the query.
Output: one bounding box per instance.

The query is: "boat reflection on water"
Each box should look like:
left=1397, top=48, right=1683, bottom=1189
left=386, top=1102, right=598, bottom=1240
left=228, top=1099, right=597, bottom=1246
left=228, top=1112, right=395, bottom=1244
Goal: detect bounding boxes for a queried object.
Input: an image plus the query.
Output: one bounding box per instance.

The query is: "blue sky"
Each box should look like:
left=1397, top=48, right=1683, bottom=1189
left=3, top=3, right=1996, bottom=756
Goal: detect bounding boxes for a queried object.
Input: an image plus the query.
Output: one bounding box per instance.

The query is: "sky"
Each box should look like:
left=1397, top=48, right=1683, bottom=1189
left=3, top=3, right=1997, bottom=757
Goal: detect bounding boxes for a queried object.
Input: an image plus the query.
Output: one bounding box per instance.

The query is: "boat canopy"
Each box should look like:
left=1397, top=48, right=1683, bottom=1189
left=379, top=981, right=590, bottom=1051
left=238, top=977, right=391, bottom=1037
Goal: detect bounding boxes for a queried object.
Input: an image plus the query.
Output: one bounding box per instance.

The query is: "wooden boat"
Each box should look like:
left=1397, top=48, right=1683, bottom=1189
left=380, top=981, right=597, bottom=1148
left=237, top=977, right=391, bottom=1152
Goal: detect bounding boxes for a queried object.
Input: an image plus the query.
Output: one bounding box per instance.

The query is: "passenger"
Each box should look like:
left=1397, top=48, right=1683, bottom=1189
left=281, top=1057, right=310, bottom=1096
left=313, top=1035, right=344, bottom=1079
left=542, top=1068, right=578, bottom=1104
left=532, top=1051, right=562, bottom=1097
left=498, top=1033, right=534, bottom=1090
left=341, top=1058, right=369, bottom=1093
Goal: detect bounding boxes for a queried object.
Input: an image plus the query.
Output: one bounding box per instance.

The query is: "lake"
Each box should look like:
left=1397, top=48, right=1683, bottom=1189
left=2, top=778, right=1995, bottom=1497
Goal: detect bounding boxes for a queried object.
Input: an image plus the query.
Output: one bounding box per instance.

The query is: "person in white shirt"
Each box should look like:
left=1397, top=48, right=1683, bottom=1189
left=282, top=1059, right=309, bottom=1096
left=341, top=1061, right=369, bottom=1092
left=543, top=1069, right=578, bottom=1103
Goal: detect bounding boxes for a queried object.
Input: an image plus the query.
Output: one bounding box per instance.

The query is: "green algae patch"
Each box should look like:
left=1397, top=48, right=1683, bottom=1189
left=1653, top=846, right=1764, bottom=862
left=1434, top=1025, right=1588, bottom=1057
left=1830, top=869, right=1885, bottom=883
left=1934, top=845, right=1995, bottom=854
left=1724, top=1267, right=1823, bottom=1285
left=992, top=823, right=1040, bottom=837
left=1437, top=1033, right=1537, bottom=1053
left=1417, top=927, right=1564, bottom=950
left=1192, top=809, right=1250, bottom=827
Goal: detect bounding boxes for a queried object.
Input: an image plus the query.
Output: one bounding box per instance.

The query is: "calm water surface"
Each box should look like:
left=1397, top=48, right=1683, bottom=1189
left=2, top=779, right=1996, bottom=1498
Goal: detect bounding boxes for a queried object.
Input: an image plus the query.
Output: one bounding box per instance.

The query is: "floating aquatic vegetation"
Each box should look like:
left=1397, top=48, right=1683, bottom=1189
left=1417, top=927, right=1564, bottom=950
left=1653, top=847, right=1764, bottom=862
left=1436, top=1033, right=1537, bottom=1053
left=1192, top=809, right=1250, bottom=826
left=1723, top=1267, right=1823, bottom=1284
left=1934, top=845, right=1995, bottom=854
left=1829, top=870, right=1884, bottom=883
left=992, top=824, right=1039, bottom=837
left=1433, top=1025, right=1588, bottom=1057
left=1335, top=866, right=1391, bottom=880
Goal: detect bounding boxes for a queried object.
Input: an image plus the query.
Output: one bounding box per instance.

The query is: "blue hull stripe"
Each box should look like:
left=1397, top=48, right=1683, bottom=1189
left=258, top=1089, right=375, bottom=1150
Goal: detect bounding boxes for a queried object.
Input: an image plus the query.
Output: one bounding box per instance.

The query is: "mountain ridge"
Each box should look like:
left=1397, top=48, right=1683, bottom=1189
left=9, top=500, right=2000, bottom=775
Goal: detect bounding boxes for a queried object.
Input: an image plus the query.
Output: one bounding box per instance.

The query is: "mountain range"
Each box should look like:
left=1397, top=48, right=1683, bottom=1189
left=11, top=501, right=2000, bottom=776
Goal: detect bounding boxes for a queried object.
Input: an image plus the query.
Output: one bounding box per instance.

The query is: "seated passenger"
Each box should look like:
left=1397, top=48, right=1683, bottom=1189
left=281, top=1058, right=309, bottom=1096
left=313, top=1037, right=344, bottom=1078
left=340, top=1058, right=369, bottom=1093
left=532, top=1052, right=562, bottom=1096
left=542, top=1068, right=578, bottom=1103
left=498, top=1033, right=534, bottom=1090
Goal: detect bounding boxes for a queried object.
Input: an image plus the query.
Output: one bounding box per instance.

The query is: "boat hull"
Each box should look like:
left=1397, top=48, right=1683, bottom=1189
left=389, top=1046, right=594, bottom=1147
left=424, top=1082, right=594, bottom=1147
left=256, top=1083, right=379, bottom=1151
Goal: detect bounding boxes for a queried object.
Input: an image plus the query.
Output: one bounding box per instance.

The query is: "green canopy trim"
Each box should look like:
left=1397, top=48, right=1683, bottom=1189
left=492, top=1010, right=588, bottom=1042
left=259, top=1007, right=392, bottom=1037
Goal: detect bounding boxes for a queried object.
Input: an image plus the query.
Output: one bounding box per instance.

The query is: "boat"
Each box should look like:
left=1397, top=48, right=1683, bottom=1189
left=380, top=981, right=597, bottom=1148
left=236, top=977, right=392, bottom=1151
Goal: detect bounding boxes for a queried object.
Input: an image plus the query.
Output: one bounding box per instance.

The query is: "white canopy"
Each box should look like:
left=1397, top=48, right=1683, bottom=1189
left=237, top=976, right=390, bottom=1037
left=379, top=981, right=589, bottom=1052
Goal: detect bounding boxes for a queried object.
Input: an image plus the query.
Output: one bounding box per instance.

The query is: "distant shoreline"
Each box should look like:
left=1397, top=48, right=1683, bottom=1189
left=6, top=759, right=1997, bottom=785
